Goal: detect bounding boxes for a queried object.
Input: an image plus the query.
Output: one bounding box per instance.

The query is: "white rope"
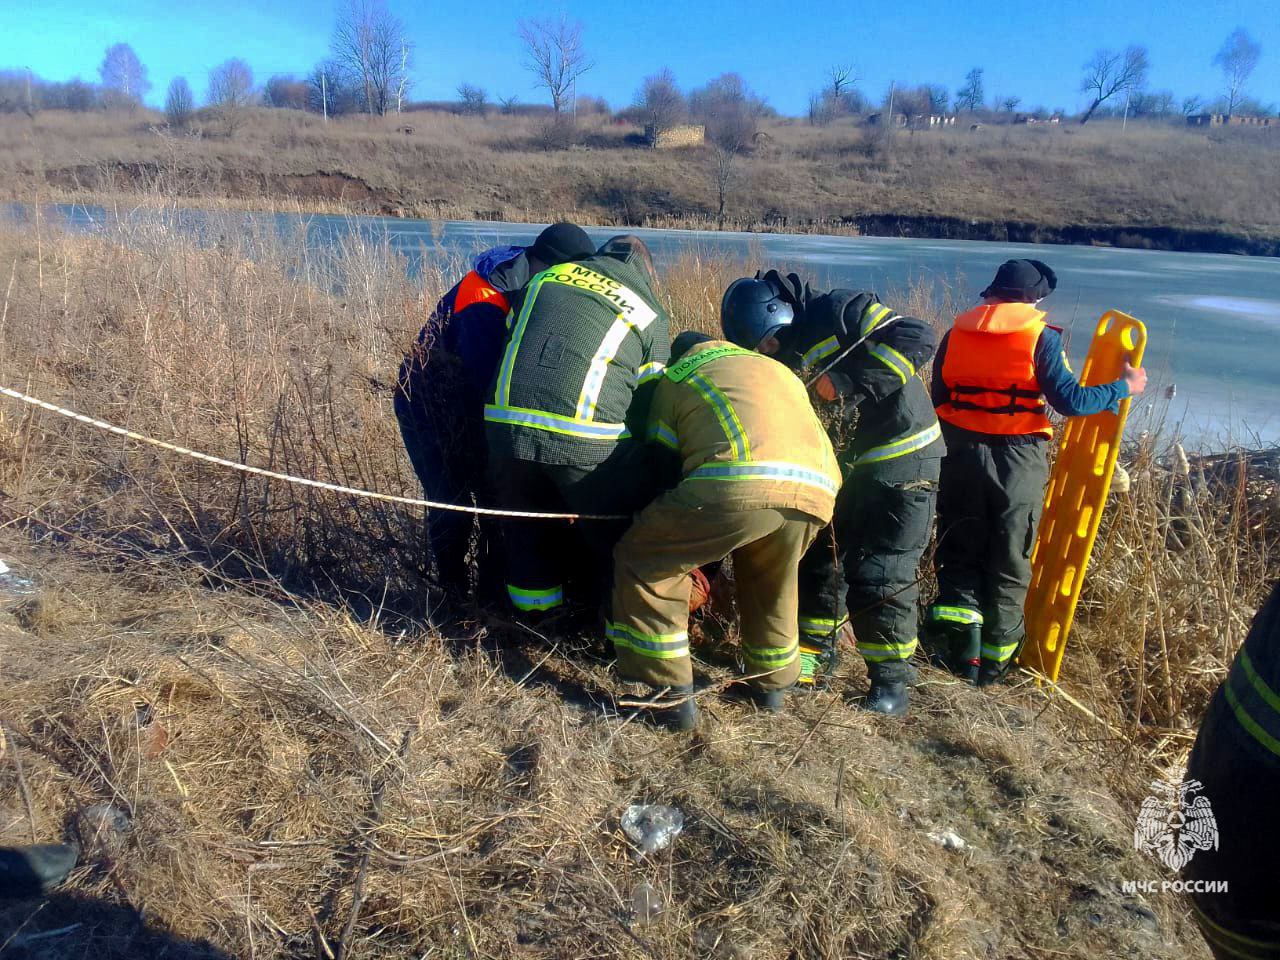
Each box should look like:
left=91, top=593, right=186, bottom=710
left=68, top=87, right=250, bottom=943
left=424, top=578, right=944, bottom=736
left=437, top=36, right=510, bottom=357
left=0, top=386, right=627, bottom=521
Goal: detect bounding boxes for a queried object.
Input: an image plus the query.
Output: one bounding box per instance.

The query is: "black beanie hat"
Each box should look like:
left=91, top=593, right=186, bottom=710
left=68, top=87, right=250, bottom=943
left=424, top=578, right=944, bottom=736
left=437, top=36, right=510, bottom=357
left=530, top=222, right=594, bottom=266
left=671, top=330, right=713, bottom=361
left=981, top=259, right=1058, bottom=303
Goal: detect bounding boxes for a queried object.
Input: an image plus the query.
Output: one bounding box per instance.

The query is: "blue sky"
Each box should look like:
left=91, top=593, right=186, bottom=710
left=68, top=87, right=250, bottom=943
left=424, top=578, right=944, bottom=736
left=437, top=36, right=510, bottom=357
left=2, top=0, right=1277, bottom=114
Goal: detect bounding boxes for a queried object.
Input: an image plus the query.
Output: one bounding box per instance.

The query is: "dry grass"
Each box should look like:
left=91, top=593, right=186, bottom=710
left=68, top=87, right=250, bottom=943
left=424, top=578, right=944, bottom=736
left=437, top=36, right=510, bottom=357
left=0, top=208, right=1271, bottom=958
left=3, top=108, right=1280, bottom=242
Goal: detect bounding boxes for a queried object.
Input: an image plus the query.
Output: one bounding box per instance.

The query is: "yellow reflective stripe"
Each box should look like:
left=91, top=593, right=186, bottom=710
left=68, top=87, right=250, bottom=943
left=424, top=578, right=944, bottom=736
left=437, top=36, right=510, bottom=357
left=859, top=637, right=919, bottom=662
left=1224, top=650, right=1280, bottom=759
left=508, top=584, right=564, bottom=611
left=687, top=460, right=839, bottom=496
left=851, top=421, right=942, bottom=466
left=861, top=304, right=895, bottom=337
left=868, top=342, right=914, bottom=384
left=484, top=404, right=628, bottom=440
left=981, top=639, right=1019, bottom=662
left=650, top=419, right=679, bottom=451
left=636, top=361, right=666, bottom=384
left=801, top=335, right=841, bottom=369
left=743, top=639, right=799, bottom=668
left=686, top=372, right=750, bottom=461
left=576, top=317, right=635, bottom=420
left=608, top=622, right=690, bottom=660
left=495, top=271, right=554, bottom=406
left=930, top=605, right=984, bottom=625
left=799, top=615, right=848, bottom=635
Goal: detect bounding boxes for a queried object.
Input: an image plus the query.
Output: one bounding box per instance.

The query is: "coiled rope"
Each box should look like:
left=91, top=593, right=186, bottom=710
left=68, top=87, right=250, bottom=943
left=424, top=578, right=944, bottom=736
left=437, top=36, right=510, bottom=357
left=0, top=386, right=626, bottom=521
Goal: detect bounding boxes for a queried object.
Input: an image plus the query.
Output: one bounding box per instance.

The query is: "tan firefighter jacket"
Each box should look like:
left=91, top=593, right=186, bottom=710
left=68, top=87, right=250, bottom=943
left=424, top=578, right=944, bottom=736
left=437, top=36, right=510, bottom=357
left=647, top=340, right=840, bottom=521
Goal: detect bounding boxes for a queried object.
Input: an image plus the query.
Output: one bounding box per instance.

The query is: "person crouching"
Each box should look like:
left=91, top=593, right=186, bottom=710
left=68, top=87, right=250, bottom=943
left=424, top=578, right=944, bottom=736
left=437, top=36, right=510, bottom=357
left=609, top=325, right=840, bottom=730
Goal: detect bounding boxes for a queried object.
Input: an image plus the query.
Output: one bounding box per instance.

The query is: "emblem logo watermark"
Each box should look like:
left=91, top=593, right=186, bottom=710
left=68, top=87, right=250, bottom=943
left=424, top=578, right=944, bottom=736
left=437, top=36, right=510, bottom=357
left=1123, top=778, right=1228, bottom=895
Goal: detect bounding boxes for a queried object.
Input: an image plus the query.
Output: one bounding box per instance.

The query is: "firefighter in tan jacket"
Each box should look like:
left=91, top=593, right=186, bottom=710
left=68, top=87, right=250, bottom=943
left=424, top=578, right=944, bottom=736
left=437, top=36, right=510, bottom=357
left=610, top=331, right=840, bottom=729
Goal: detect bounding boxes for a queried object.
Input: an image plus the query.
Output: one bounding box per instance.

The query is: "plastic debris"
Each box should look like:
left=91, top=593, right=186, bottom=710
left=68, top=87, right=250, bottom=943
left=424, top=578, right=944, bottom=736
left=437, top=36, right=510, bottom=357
left=631, top=880, right=663, bottom=925
left=1109, top=463, right=1131, bottom=495
left=0, top=560, right=38, bottom=605
left=927, top=830, right=968, bottom=851
left=621, top=804, right=684, bottom=855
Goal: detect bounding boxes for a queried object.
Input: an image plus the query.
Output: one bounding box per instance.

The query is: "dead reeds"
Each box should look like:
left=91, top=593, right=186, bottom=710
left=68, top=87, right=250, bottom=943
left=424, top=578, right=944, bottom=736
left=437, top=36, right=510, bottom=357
left=0, top=208, right=1265, bottom=958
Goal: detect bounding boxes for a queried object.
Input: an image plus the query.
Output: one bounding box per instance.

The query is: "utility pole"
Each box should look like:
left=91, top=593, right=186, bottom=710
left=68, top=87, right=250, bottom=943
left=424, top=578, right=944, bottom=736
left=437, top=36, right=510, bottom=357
left=322, top=72, right=328, bottom=123
left=24, top=66, right=32, bottom=117
left=1122, top=85, right=1130, bottom=131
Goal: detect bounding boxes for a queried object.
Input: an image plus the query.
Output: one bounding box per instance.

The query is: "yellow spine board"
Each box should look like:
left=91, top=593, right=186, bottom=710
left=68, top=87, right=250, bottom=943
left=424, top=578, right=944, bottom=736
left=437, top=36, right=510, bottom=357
left=1020, top=311, right=1147, bottom=682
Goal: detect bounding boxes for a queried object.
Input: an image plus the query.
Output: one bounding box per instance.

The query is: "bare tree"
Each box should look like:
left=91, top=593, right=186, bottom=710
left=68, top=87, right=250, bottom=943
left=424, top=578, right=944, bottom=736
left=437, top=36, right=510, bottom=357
left=1079, top=45, right=1149, bottom=124
left=956, top=67, right=984, bottom=112
left=1181, top=94, right=1204, bottom=116
left=1130, top=89, right=1175, bottom=117
left=1213, top=28, right=1261, bottom=115
left=924, top=84, right=949, bottom=115
left=98, top=43, right=150, bottom=110
left=208, top=58, right=255, bottom=135
left=808, top=91, right=836, bottom=126
left=331, top=0, right=413, bottom=116
left=636, top=69, right=685, bottom=145
left=827, top=64, right=857, bottom=103
left=457, top=83, right=488, bottom=117
left=517, top=15, right=592, bottom=114
left=264, top=75, right=309, bottom=110
left=307, top=60, right=360, bottom=117
left=498, top=94, right=519, bottom=115
left=691, top=75, right=763, bottom=227
left=164, top=76, right=194, bottom=126
left=1002, top=96, right=1022, bottom=113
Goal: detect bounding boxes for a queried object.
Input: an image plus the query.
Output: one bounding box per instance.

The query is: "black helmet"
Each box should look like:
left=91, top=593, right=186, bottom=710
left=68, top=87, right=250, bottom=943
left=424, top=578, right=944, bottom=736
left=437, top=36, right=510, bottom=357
left=720, top=278, right=795, bottom=348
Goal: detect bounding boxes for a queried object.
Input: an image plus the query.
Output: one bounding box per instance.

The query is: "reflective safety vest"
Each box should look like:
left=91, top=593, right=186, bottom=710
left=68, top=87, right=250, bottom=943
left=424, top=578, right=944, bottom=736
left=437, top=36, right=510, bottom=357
left=936, top=302, right=1053, bottom=438
left=452, top=269, right=510, bottom=316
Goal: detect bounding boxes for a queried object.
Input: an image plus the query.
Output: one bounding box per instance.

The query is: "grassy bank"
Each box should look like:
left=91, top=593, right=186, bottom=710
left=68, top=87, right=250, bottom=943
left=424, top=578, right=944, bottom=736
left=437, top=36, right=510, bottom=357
left=0, top=211, right=1272, bottom=958
left=4, top=108, right=1280, bottom=252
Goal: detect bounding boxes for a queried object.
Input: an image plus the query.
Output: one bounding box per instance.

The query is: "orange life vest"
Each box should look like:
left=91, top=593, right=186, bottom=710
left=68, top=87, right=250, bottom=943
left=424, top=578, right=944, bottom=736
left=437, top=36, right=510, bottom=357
left=936, top=302, right=1053, bottom=438
left=452, top=269, right=510, bottom=315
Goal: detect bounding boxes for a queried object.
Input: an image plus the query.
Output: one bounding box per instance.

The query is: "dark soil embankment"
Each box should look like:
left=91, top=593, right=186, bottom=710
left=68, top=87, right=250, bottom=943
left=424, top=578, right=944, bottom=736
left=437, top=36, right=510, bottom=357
left=37, top=157, right=1280, bottom=257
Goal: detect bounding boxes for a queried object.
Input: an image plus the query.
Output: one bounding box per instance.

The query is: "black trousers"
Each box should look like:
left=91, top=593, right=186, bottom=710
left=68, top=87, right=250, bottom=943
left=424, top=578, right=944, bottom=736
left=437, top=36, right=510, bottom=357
left=393, top=357, right=499, bottom=599
left=798, top=453, right=940, bottom=682
left=490, top=441, right=665, bottom=613
left=929, top=433, right=1049, bottom=667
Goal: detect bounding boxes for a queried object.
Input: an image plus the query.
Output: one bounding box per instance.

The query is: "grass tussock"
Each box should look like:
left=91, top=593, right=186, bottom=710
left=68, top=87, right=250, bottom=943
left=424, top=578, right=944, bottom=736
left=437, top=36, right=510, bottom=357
left=0, top=209, right=1271, bottom=958
left=3, top=107, right=1280, bottom=243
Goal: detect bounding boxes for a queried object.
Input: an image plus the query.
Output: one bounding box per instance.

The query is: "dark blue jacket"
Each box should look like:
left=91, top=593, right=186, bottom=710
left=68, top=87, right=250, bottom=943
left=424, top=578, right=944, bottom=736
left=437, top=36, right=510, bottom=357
left=398, top=245, right=530, bottom=422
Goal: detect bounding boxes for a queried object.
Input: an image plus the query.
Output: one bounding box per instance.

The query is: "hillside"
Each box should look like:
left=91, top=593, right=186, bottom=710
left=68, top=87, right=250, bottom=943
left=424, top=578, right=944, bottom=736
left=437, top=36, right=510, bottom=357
left=0, top=205, right=1271, bottom=959
left=3, top=107, right=1280, bottom=254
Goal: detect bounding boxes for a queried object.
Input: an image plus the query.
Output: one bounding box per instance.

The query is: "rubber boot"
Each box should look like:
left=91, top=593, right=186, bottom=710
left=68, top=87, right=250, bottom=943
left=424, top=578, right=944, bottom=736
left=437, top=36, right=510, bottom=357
left=0, top=843, right=79, bottom=898
left=750, top=685, right=789, bottom=713
left=862, top=662, right=912, bottom=717
left=927, top=622, right=981, bottom=684
left=644, top=684, right=697, bottom=731
left=956, top=625, right=981, bottom=685
left=978, top=630, right=1026, bottom=687
left=863, top=680, right=910, bottom=717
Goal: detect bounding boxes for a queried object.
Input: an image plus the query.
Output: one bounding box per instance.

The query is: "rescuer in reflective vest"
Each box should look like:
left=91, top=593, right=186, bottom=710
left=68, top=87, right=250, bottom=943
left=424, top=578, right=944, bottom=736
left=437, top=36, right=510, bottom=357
left=485, top=235, right=672, bottom=618
left=725, top=271, right=943, bottom=717
left=1183, top=582, right=1280, bottom=960
left=927, top=259, right=1147, bottom=684
left=394, top=224, right=596, bottom=614
left=611, top=330, right=839, bottom=729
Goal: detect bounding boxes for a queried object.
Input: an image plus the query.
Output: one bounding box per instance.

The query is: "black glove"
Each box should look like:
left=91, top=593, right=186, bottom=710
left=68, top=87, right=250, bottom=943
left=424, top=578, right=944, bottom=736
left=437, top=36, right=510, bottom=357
left=755, top=269, right=810, bottom=310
